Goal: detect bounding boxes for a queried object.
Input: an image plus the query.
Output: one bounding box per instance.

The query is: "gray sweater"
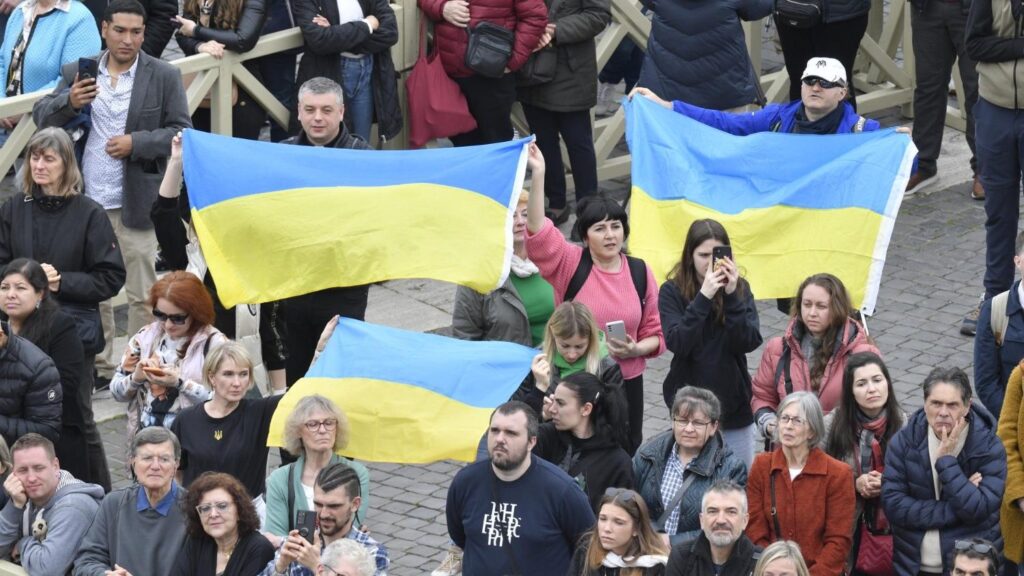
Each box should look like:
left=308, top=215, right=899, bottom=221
left=72, top=484, right=187, bottom=576
left=0, top=471, right=103, bottom=575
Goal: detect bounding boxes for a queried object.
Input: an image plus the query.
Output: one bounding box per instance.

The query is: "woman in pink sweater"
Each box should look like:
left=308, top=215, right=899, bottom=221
left=524, top=144, right=664, bottom=454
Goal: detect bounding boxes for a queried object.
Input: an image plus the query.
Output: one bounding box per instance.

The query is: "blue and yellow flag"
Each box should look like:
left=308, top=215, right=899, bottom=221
left=182, top=130, right=530, bottom=307
left=267, top=318, right=536, bottom=464
left=625, top=97, right=916, bottom=314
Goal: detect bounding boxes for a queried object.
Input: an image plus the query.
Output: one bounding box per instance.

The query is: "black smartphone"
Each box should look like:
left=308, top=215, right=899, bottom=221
left=78, top=57, right=98, bottom=81
left=712, top=245, right=733, bottom=271
left=295, top=510, right=317, bottom=543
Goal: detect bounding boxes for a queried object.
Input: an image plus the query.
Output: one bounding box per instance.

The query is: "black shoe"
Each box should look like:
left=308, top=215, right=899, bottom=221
left=93, top=372, right=111, bottom=392
left=960, top=305, right=980, bottom=337
left=545, top=208, right=570, bottom=226
left=155, top=255, right=171, bottom=272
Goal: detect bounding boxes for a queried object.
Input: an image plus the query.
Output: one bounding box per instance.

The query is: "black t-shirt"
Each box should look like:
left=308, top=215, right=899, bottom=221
left=172, top=396, right=283, bottom=497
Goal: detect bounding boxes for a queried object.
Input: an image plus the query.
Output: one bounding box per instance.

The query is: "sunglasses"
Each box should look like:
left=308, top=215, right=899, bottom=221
left=954, top=540, right=994, bottom=555
left=802, top=77, right=845, bottom=90
left=152, top=308, right=189, bottom=325
left=604, top=487, right=637, bottom=502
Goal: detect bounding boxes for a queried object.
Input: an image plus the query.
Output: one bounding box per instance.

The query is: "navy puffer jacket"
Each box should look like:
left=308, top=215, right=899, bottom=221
left=637, top=0, right=772, bottom=109
left=882, top=405, right=1006, bottom=576
left=0, top=324, right=61, bottom=444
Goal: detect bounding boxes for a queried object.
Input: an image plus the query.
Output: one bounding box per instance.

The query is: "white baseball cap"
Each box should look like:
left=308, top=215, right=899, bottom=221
left=801, top=57, right=847, bottom=85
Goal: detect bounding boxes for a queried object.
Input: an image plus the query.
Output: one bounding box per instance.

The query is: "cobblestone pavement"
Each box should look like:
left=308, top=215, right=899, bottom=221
left=95, top=173, right=1007, bottom=574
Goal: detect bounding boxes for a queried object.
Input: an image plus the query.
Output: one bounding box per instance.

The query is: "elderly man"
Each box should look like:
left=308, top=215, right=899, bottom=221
left=0, top=434, right=103, bottom=576
left=665, top=480, right=761, bottom=576
left=632, top=57, right=880, bottom=135
left=73, top=427, right=187, bottom=576
left=882, top=367, right=1006, bottom=576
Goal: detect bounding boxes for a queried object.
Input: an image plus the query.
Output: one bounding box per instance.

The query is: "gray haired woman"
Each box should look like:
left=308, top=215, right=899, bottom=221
left=263, top=395, right=370, bottom=547
left=321, top=539, right=377, bottom=576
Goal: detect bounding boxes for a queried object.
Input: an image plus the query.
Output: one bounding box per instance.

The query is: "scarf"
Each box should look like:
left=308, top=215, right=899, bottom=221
left=602, top=552, right=669, bottom=568
left=510, top=253, right=539, bottom=278
left=792, top=103, right=846, bottom=135
left=854, top=411, right=888, bottom=474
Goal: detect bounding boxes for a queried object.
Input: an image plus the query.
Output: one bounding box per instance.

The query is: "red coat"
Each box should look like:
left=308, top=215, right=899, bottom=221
left=751, top=317, right=879, bottom=417
left=418, top=0, right=548, bottom=78
left=746, top=448, right=855, bottom=576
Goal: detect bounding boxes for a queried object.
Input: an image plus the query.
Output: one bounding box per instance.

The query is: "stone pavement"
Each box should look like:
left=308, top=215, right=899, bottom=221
left=88, top=130, right=1003, bottom=574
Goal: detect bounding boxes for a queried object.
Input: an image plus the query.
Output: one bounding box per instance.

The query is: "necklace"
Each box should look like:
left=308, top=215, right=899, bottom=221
left=218, top=537, right=237, bottom=558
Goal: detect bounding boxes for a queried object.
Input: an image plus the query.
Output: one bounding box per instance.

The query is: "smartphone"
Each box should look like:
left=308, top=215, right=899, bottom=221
left=606, top=320, right=627, bottom=342
left=712, top=245, right=733, bottom=272
left=295, top=510, right=317, bottom=543
left=77, top=57, right=98, bottom=81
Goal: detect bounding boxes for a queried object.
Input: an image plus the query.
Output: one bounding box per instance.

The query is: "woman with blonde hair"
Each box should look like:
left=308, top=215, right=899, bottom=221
left=171, top=341, right=285, bottom=521
left=568, top=487, right=670, bottom=575
left=263, top=394, right=370, bottom=547
left=753, top=541, right=811, bottom=576
left=0, top=127, right=124, bottom=490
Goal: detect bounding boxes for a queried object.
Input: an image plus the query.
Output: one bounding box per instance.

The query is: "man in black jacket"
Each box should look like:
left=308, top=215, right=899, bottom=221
left=281, top=77, right=369, bottom=386
left=665, top=480, right=760, bottom=576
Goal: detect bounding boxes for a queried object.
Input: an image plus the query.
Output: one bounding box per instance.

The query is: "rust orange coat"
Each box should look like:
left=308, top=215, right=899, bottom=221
left=746, top=447, right=856, bottom=576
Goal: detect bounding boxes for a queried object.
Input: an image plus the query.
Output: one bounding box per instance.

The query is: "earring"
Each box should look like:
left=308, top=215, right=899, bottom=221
left=35, top=300, right=40, bottom=310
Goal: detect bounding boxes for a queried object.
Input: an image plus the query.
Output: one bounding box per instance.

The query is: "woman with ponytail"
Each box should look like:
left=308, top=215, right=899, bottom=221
left=533, top=371, right=635, bottom=512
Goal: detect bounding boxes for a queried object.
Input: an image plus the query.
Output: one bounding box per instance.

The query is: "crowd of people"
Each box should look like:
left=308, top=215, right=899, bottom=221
left=0, top=0, right=1016, bottom=571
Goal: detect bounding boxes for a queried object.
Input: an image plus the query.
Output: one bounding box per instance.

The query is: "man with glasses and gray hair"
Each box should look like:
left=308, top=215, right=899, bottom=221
left=665, top=480, right=760, bottom=576
left=73, top=427, right=187, bottom=576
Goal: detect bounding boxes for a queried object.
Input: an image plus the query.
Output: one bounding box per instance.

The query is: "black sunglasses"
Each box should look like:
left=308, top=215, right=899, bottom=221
left=604, top=487, right=637, bottom=502
left=802, top=77, right=845, bottom=90
left=152, top=308, right=189, bottom=325
left=954, top=540, right=994, bottom=555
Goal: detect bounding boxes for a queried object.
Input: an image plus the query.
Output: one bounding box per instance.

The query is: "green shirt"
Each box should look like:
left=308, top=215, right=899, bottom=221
left=510, top=273, right=555, bottom=346
left=553, top=332, right=609, bottom=377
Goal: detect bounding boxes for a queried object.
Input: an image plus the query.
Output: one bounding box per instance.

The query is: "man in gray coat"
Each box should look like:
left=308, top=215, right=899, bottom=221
left=32, top=0, right=191, bottom=387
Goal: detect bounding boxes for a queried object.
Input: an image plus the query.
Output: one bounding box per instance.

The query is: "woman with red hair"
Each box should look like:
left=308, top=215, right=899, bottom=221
left=111, top=271, right=227, bottom=443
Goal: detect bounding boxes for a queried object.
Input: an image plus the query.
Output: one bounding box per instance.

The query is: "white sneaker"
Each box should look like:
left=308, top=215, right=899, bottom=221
left=431, top=546, right=463, bottom=576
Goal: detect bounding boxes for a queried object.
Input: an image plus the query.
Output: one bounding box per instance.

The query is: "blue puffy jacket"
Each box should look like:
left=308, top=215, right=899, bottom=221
left=637, top=0, right=772, bottom=109
left=881, top=405, right=1006, bottom=576
left=671, top=99, right=880, bottom=135
left=974, top=281, right=1024, bottom=418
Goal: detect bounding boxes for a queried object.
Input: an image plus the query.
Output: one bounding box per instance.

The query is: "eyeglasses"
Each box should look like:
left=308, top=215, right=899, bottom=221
left=604, top=487, right=637, bottom=502
left=196, top=501, right=232, bottom=517
left=802, top=77, right=845, bottom=90
left=954, top=540, right=994, bottom=555
left=321, top=566, right=347, bottom=576
left=778, top=415, right=805, bottom=427
left=135, top=454, right=176, bottom=467
left=304, top=418, right=338, bottom=432
left=152, top=308, right=189, bottom=325
left=673, top=418, right=712, bottom=430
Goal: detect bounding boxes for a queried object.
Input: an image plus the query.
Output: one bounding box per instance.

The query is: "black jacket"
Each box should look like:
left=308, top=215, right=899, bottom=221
left=658, top=280, right=761, bottom=429
left=292, top=0, right=402, bottom=143
left=567, top=543, right=667, bottom=575
left=139, top=0, right=180, bottom=57
left=177, top=0, right=268, bottom=54
left=821, top=0, right=870, bottom=22
left=516, top=0, right=610, bottom=112
left=0, top=193, right=125, bottom=307
left=0, top=322, right=62, bottom=444
left=534, top=423, right=635, bottom=512
left=665, top=533, right=760, bottom=576
left=282, top=123, right=370, bottom=149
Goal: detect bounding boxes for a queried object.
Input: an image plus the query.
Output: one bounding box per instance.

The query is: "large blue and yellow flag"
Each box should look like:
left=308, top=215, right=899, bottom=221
left=266, top=318, right=536, bottom=463
left=182, top=130, right=530, bottom=308
left=625, top=97, right=916, bottom=314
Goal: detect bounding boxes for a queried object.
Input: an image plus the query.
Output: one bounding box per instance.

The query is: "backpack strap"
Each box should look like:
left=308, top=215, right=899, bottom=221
left=769, top=471, right=782, bottom=540
left=992, top=290, right=1010, bottom=347
left=286, top=463, right=296, bottom=532
left=564, top=250, right=648, bottom=312
left=774, top=341, right=794, bottom=396
left=853, top=116, right=867, bottom=133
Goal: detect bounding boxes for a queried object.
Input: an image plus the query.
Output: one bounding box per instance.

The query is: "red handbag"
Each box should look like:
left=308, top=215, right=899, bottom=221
left=406, top=18, right=477, bottom=147
left=855, top=501, right=895, bottom=576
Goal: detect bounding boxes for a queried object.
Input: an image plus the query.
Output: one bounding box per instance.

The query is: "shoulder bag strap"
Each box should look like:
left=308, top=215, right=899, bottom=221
left=774, top=341, right=793, bottom=395
left=769, top=471, right=782, bottom=541
left=992, top=290, right=1010, bottom=347
left=286, top=463, right=296, bottom=532
left=656, top=470, right=698, bottom=530
left=20, top=195, right=33, bottom=260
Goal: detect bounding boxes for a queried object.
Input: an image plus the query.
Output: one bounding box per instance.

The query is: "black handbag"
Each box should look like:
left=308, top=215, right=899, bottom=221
left=516, top=0, right=566, bottom=86
left=19, top=195, right=106, bottom=355
left=465, top=21, right=515, bottom=78
left=775, top=0, right=822, bottom=28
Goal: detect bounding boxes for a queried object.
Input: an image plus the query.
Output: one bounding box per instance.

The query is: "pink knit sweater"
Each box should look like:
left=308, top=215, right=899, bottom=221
left=525, top=219, right=665, bottom=379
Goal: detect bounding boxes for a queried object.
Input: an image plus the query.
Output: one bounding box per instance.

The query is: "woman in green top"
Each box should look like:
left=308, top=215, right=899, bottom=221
left=262, top=394, right=370, bottom=548
left=452, top=188, right=556, bottom=347
left=516, top=301, right=624, bottom=415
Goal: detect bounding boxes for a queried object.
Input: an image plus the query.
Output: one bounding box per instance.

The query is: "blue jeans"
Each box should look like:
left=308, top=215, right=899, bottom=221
left=340, top=54, right=374, bottom=142
left=978, top=97, right=1024, bottom=299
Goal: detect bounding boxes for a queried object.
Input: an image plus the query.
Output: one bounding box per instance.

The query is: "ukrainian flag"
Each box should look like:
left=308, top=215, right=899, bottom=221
left=266, top=319, right=536, bottom=463
left=182, top=130, right=530, bottom=308
left=625, top=96, right=916, bottom=314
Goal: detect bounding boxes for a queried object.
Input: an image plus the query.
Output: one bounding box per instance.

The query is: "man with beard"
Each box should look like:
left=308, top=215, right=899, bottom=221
left=665, top=481, right=761, bottom=576
left=260, top=463, right=389, bottom=576
left=444, top=401, right=594, bottom=575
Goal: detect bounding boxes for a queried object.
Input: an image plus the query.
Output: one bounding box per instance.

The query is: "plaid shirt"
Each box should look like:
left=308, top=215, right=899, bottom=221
left=659, top=449, right=687, bottom=534
left=258, top=527, right=389, bottom=576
